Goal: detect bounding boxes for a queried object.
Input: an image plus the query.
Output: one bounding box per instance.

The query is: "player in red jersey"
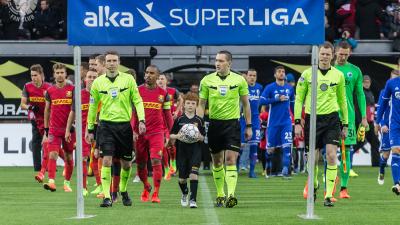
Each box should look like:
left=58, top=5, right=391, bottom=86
left=133, top=65, right=173, bottom=203
left=157, top=73, right=183, bottom=179
left=65, top=69, right=98, bottom=197
left=21, top=64, right=52, bottom=181
left=42, top=63, right=75, bottom=192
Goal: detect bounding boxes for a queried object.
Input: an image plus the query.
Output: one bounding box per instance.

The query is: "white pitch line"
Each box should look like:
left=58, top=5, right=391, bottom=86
left=199, top=175, right=220, bottom=225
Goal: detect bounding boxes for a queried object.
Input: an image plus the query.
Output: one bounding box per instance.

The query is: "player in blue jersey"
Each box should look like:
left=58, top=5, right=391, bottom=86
left=260, top=66, right=295, bottom=178
left=376, top=70, right=399, bottom=185
left=239, top=69, right=263, bottom=178
left=376, top=71, right=400, bottom=195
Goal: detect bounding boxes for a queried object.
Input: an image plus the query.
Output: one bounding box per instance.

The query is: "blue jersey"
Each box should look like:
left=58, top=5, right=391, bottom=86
left=377, top=77, right=400, bottom=129
left=248, top=83, right=263, bottom=116
left=376, top=90, right=390, bottom=127
left=260, top=82, right=294, bottom=127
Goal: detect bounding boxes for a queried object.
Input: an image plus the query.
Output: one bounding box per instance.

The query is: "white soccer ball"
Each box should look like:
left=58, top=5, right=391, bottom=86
left=179, top=123, right=200, bottom=144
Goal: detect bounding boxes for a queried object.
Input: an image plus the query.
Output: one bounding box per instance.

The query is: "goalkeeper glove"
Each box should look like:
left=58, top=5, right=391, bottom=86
left=357, top=125, right=366, bottom=142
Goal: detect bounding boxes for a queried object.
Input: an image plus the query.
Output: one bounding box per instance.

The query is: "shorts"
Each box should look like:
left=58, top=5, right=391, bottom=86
left=48, top=132, right=75, bottom=153
left=177, top=142, right=202, bottom=179
left=208, top=119, right=241, bottom=154
left=267, top=124, right=292, bottom=148
left=390, top=127, right=400, bottom=149
left=98, top=121, right=133, bottom=161
left=135, top=132, right=164, bottom=163
left=240, top=116, right=261, bottom=144
left=344, top=120, right=356, bottom=145
left=304, top=112, right=341, bottom=151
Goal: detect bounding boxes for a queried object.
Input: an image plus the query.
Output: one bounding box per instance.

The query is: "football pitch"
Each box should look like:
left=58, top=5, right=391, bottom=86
left=0, top=166, right=399, bottom=225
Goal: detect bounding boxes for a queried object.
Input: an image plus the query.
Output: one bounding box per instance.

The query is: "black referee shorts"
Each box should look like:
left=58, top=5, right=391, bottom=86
left=207, top=119, right=241, bottom=154
left=98, top=121, right=133, bottom=161
left=304, top=112, right=341, bottom=151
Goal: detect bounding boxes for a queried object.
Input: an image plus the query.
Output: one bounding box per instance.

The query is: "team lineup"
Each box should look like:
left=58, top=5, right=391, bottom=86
left=20, top=43, right=400, bottom=209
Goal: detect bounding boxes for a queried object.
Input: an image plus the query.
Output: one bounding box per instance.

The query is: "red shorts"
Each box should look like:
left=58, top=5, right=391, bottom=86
left=48, top=132, right=75, bottom=153
left=135, top=133, right=164, bottom=163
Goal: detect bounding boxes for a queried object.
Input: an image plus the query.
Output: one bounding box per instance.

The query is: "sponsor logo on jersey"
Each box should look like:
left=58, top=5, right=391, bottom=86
left=143, top=102, right=162, bottom=109
left=29, top=97, right=45, bottom=103
left=81, top=104, right=89, bottom=110
left=52, top=99, right=73, bottom=105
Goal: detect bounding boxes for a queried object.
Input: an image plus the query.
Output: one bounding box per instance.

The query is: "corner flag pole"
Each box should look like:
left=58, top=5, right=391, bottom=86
left=299, top=45, right=320, bottom=220
left=71, top=46, right=95, bottom=219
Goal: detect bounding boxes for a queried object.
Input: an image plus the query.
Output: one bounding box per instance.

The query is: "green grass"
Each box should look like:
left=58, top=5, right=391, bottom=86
left=0, top=166, right=399, bottom=225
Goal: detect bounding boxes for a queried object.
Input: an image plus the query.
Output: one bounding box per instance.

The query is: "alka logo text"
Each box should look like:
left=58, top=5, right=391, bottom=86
left=83, top=2, right=308, bottom=31
left=7, top=0, right=37, bottom=22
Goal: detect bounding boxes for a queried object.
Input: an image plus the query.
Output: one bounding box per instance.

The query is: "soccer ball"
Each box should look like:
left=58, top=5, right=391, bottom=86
left=179, top=124, right=200, bottom=144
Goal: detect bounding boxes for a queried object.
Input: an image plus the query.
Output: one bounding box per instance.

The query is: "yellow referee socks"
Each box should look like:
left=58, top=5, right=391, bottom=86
left=225, top=165, right=238, bottom=197
left=212, top=165, right=225, bottom=197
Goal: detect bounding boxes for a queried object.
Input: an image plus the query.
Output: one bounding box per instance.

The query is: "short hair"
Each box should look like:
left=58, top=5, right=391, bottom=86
left=217, top=50, right=232, bottom=62
left=53, top=63, right=67, bottom=72
left=146, top=64, right=161, bottom=74
left=105, top=50, right=120, bottom=58
left=95, top=55, right=105, bottom=65
left=337, top=41, right=352, bottom=50
left=274, top=66, right=285, bottom=74
left=248, top=68, right=257, bottom=73
left=81, top=62, right=89, bottom=71
left=391, top=69, right=400, bottom=76
left=89, top=53, right=101, bottom=60
left=30, top=64, right=43, bottom=74
left=126, top=68, right=137, bottom=80
left=41, top=0, right=49, bottom=4
left=184, top=92, right=199, bottom=104
left=319, top=41, right=334, bottom=53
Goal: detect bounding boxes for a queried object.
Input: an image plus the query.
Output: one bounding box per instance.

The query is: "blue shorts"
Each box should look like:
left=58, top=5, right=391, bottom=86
left=240, top=116, right=260, bottom=144
left=380, top=132, right=391, bottom=151
left=267, top=124, right=292, bottom=148
left=390, top=127, right=400, bottom=149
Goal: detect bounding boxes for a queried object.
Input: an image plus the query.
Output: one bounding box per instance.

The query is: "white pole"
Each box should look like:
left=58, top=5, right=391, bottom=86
left=73, top=46, right=84, bottom=218
left=299, top=45, right=320, bottom=220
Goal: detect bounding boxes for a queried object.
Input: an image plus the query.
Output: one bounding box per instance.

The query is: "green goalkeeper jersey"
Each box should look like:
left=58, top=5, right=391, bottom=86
left=335, top=62, right=366, bottom=144
left=335, top=62, right=366, bottom=120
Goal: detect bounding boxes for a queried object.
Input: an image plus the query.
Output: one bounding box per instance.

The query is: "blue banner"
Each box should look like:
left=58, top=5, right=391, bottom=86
left=68, top=0, right=324, bottom=46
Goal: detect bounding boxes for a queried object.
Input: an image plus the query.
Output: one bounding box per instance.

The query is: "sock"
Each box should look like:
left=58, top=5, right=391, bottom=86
left=64, top=159, right=74, bottom=181
left=152, top=163, right=162, bottom=193
left=119, top=167, right=131, bottom=193
left=299, top=148, right=305, bottom=171
left=48, top=158, right=57, bottom=179
left=314, top=164, right=319, bottom=189
left=83, top=160, right=88, bottom=189
left=138, top=164, right=150, bottom=189
left=92, top=157, right=101, bottom=185
left=179, top=182, right=188, bottom=195
left=40, top=142, right=49, bottom=174
left=282, top=146, right=291, bottom=174
left=162, top=147, right=169, bottom=168
left=190, top=180, right=199, bottom=201
left=391, top=153, right=400, bottom=185
left=101, top=166, right=112, bottom=199
left=340, top=149, right=351, bottom=188
left=350, top=148, right=355, bottom=169
left=225, top=165, right=238, bottom=197
left=249, top=144, right=258, bottom=175
left=169, top=146, right=177, bottom=170
left=265, top=151, right=272, bottom=174
left=112, top=175, right=120, bottom=192
left=59, top=149, right=65, bottom=162
left=325, top=165, right=337, bottom=198
left=212, top=165, right=225, bottom=197
left=380, top=155, right=388, bottom=175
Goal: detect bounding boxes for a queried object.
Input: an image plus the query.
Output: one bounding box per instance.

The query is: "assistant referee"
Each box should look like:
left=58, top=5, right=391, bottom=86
left=294, top=42, right=348, bottom=207
left=197, top=50, right=252, bottom=208
left=87, top=51, right=146, bottom=207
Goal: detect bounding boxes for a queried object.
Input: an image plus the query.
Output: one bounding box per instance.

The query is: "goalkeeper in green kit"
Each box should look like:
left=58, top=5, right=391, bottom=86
left=333, top=41, right=368, bottom=199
